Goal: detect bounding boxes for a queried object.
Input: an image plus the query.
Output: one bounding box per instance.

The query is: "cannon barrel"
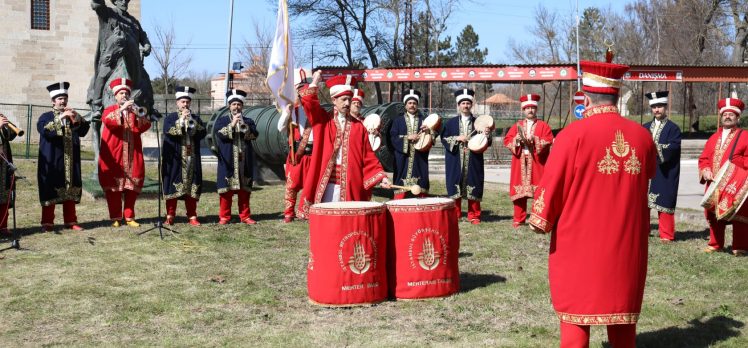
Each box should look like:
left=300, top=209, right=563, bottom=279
left=206, top=103, right=405, bottom=183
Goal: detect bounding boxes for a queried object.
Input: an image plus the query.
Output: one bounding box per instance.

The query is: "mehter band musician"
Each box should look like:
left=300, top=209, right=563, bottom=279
left=278, top=68, right=313, bottom=223
left=643, top=91, right=681, bottom=243
left=0, top=112, right=17, bottom=237
left=215, top=89, right=259, bottom=225
left=389, top=89, right=431, bottom=199
left=529, top=59, right=656, bottom=347
left=162, top=86, right=206, bottom=226
left=503, top=94, right=553, bottom=229
left=37, top=82, right=90, bottom=232
left=298, top=71, right=389, bottom=215
left=99, top=78, right=151, bottom=227
left=698, top=97, right=748, bottom=256
left=440, top=89, right=492, bottom=224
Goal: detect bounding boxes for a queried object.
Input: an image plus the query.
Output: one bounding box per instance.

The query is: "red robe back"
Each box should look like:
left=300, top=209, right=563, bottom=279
left=529, top=105, right=656, bottom=325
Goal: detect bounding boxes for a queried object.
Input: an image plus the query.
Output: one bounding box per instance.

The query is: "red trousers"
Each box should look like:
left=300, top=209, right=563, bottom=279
left=393, top=192, right=428, bottom=200
left=454, top=198, right=481, bottom=221
left=0, top=201, right=9, bottom=231
left=219, top=190, right=251, bottom=222
left=105, top=190, right=139, bottom=220
left=513, top=198, right=528, bottom=227
left=283, top=154, right=311, bottom=219
left=705, top=210, right=748, bottom=250
left=657, top=211, right=675, bottom=241
left=41, top=201, right=78, bottom=226
left=166, top=197, right=198, bottom=218
left=560, top=322, right=636, bottom=348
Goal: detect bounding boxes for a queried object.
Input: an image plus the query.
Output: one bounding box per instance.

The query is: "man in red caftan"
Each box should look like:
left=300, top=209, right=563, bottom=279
left=350, top=88, right=365, bottom=121
left=98, top=78, right=151, bottom=227
left=298, top=71, right=390, bottom=216
left=698, top=97, right=748, bottom=256
left=503, top=94, right=553, bottom=229
left=279, top=68, right=313, bottom=222
left=529, top=60, right=656, bottom=348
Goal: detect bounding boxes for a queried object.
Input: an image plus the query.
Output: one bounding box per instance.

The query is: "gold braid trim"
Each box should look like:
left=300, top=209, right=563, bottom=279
left=557, top=312, right=639, bottom=326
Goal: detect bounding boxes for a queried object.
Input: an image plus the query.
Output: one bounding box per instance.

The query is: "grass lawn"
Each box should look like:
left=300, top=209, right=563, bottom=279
left=0, top=159, right=746, bottom=347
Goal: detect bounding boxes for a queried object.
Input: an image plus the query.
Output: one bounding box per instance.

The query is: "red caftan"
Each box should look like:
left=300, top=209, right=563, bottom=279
left=299, top=86, right=386, bottom=216
left=528, top=105, right=656, bottom=325
left=98, top=104, right=151, bottom=193
left=697, top=127, right=748, bottom=251
left=503, top=119, right=553, bottom=200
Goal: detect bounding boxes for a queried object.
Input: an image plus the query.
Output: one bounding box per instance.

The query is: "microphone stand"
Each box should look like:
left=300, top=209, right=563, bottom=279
left=138, top=109, right=178, bottom=239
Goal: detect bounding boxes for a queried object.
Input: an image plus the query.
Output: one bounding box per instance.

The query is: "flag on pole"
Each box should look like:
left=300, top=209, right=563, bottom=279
left=266, top=0, right=294, bottom=111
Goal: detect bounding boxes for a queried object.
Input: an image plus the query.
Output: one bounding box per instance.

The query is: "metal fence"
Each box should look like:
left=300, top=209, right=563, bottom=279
left=2, top=100, right=516, bottom=163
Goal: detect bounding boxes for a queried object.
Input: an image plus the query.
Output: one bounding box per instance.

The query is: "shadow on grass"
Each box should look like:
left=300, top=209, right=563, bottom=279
left=602, top=315, right=744, bottom=348
left=459, top=272, right=506, bottom=293
left=676, top=229, right=710, bottom=242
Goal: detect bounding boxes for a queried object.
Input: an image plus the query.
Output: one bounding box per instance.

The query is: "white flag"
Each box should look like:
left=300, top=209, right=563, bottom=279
left=266, top=0, right=294, bottom=111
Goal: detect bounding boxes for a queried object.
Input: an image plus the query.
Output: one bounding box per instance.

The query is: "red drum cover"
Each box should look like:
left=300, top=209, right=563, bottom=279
left=308, top=201, right=388, bottom=306
left=713, top=162, right=748, bottom=222
left=385, top=198, right=460, bottom=299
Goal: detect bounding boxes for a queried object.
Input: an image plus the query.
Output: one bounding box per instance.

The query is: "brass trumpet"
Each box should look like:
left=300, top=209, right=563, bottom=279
left=233, top=112, right=249, bottom=133
left=179, top=108, right=196, bottom=131
left=123, top=98, right=148, bottom=118
left=0, top=113, right=25, bottom=137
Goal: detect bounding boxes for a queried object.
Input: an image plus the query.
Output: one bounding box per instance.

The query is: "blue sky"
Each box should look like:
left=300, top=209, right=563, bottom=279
left=141, top=0, right=625, bottom=78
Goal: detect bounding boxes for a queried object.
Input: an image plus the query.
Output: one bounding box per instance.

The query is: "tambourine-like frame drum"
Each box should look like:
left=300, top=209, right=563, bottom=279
left=467, top=133, right=489, bottom=153
left=474, top=114, right=495, bottom=132
left=414, top=132, right=433, bottom=152
left=422, top=113, right=442, bottom=132
left=308, top=201, right=388, bottom=306
left=385, top=198, right=460, bottom=299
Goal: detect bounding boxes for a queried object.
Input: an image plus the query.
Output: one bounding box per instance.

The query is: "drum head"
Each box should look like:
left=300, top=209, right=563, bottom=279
left=423, top=114, right=442, bottom=132
left=468, top=133, right=488, bottom=153
left=386, top=197, right=453, bottom=206
left=414, top=132, right=432, bottom=151
left=363, top=113, right=381, bottom=131
left=474, top=115, right=495, bottom=131
left=312, top=201, right=384, bottom=209
left=700, top=162, right=732, bottom=208
left=369, top=135, right=382, bottom=151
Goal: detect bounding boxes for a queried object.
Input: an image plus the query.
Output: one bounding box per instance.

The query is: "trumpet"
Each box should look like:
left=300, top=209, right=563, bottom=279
left=122, top=98, right=148, bottom=118
left=233, top=112, right=249, bottom=133
left=179, top=108, right=196, bottom=131
left=0, top=113, right=25, bottom=137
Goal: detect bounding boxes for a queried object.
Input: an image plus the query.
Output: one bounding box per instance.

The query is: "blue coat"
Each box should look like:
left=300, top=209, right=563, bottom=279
left=161, top=112, right=207, bottom=200
left=440, top=115, right=490, bottom=200
left=389, top=112, right=430, bottom=191
left=214, top=114, right=259, bottom=193
left=36, top=111, right=90, bottom=206
left=643, top=118, right=681, bottom=213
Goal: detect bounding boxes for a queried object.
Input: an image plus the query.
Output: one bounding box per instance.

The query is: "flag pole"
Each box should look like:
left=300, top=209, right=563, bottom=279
left=224, top=0, right=235, bottom=104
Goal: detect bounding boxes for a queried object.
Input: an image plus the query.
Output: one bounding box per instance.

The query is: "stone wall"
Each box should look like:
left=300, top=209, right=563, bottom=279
left=0, top=0, right=141, bottom=109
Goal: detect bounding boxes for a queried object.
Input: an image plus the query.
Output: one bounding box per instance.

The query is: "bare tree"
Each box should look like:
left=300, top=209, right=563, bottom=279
left=151, top=20, right=193, bottom=95
left=730, top=0, right=748, bottom=63
left=239, top=20, right=273, bottom=70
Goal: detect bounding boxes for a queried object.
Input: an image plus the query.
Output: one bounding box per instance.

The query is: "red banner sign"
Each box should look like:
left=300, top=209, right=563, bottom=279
left=623, top=70, right=683, bottom=82
left=321, top=67, right=580, bottom=82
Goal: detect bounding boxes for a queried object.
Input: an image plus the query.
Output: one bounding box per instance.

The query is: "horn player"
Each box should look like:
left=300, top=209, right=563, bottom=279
left=37, top=81, right=90, bottom=232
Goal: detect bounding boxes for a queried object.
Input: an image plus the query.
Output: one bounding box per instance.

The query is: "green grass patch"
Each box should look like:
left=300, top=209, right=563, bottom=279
left=0, top=160, right=746, bottom=346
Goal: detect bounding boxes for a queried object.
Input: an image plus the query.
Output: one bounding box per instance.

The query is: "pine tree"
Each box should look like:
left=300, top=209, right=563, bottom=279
left=453, top=25, right=488, bottom=65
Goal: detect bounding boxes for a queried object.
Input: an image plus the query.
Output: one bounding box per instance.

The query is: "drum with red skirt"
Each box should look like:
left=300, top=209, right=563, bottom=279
left=701, top=161, right=748, bottom=223
left=308, top=201, right=388, bottom=306
left=385, top=197, right=460, bottom=299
